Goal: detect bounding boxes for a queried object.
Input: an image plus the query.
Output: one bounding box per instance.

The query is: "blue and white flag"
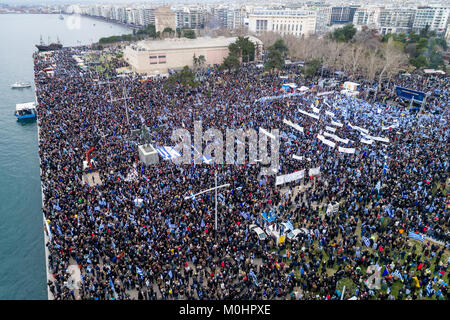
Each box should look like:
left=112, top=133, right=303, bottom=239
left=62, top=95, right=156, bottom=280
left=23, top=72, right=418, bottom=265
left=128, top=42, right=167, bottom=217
left=392, top=270, right=403, bottom=281
left=168, top=270, right=173, bottom=279
left=286, top=221, right=294, bottom=231
left=156, top=146, right=181, bottom=161
left=408, top=231, right=425, bottom=242
left=362, top=236, right=371, bottom=247
left=136, top=266, right=144, bottom=279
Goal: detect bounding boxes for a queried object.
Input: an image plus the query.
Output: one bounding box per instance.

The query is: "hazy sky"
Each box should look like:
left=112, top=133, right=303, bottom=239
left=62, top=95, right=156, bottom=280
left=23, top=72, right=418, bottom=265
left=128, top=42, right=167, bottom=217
left=0, top=0, right=231, bottom=4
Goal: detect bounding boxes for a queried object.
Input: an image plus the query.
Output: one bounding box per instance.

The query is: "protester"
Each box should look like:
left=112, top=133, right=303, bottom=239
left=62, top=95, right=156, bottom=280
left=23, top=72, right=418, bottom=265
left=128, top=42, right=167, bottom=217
left=34, top=46, right=449, bottom=300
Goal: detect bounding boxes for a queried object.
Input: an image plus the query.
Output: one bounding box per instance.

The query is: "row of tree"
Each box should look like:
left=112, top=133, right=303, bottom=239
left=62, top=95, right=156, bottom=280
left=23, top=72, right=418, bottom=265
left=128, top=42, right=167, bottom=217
left=99, top=25, right=196, bottom=44
left=258, top=23, right=448, bottom=82
left=259, top=25, right=411, bottom=88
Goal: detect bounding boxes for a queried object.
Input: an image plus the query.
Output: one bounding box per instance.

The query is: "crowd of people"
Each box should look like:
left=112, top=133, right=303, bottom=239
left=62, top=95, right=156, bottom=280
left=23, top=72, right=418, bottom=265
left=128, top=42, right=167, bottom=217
left=33, top=45, right=449, bottom=300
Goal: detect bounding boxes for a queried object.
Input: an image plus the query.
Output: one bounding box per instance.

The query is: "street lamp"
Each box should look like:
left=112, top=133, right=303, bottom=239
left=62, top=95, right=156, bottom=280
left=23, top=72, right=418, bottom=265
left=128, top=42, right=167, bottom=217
left=184, top=169, right=230, bottom=240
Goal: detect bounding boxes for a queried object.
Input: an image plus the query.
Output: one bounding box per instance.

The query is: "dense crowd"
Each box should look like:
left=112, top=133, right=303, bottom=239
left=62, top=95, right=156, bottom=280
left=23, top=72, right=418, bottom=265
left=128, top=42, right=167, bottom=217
left=33, top=46, right=449, bottom=300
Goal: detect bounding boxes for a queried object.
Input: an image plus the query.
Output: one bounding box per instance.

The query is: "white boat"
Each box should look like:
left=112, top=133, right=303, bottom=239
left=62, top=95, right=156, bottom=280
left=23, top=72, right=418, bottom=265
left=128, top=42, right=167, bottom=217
left=11, top=82, right=32, bottom=89
left=14, top=102, right=37, bottom=120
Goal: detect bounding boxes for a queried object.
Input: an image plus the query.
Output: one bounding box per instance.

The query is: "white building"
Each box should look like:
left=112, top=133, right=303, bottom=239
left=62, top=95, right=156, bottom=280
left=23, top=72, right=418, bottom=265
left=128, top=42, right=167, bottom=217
left=378, top=7, right=416, bottom=35
left=412, top=6, right=450, bottom=35
left=353, top=7, right=382, bottom=30
left=248, top=9, right=317, bottom=37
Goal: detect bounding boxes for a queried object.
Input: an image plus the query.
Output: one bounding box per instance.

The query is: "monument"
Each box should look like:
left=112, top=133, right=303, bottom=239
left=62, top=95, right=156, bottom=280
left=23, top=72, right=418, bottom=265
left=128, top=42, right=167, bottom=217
left=132, top=125, right=159, bottom=166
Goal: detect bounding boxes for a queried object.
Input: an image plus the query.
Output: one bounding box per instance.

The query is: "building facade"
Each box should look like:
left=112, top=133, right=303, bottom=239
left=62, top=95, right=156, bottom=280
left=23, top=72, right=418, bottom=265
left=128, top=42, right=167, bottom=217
left=412, top=6, right=450, bottom=35
left=248, top=9, right=317, bottom=37
left=123, top=36, right=263, bottom=75
left=378, top=8, right=416, bottom=35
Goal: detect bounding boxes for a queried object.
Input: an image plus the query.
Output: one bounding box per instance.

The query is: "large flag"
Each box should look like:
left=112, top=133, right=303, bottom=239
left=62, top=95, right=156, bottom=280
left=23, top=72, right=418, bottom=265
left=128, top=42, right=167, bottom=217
left=136, top=266, right=144, bottom=279
left=362, top=236, right=371, bottom=247
left=156, top=146, right=182, bottom=161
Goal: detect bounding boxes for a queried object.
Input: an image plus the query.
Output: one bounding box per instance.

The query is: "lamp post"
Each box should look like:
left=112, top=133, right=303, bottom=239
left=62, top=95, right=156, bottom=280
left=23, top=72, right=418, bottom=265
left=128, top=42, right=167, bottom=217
left=184, top=170, right=229, bottom=241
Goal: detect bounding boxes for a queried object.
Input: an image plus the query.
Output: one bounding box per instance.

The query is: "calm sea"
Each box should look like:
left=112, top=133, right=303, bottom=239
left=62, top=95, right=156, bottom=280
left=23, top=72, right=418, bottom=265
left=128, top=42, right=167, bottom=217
left=0, top=14, right=131, bottom=300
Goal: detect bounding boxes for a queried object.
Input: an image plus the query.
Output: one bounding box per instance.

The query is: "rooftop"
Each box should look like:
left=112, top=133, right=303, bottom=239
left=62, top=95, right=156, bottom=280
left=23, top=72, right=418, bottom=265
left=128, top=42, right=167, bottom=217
left=128, top=36, right=263, bottom=52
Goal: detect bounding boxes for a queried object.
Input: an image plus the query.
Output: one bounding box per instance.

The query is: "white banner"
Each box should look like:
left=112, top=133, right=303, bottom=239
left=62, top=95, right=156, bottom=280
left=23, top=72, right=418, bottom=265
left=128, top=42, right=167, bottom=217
left=317, top=91, right=335, bottom=96
left=325, top=126, right=336, bottom=133
left=323, top=131, right=349, bottom=144
left=318, top=134, right=336, bottom=148
left=299, top=109, right=320, bottom=120
left=283, top=118, right=304, bottom=133
left=331, top=120, right=343, bottom=127
left=363, top=134, right=389, bottom=143
left=349, top=123, right=369, bottom=134
left=276, top=170, right=305, bottom=186
left=338, top=146, right=356, bottom=154
left=292, top=155, right=303, bottom=160
left=361, top=138, right=374, bottom=145
left=308, top=167, right=320, bottom=176
left=312, top=106, right=320, bottom=113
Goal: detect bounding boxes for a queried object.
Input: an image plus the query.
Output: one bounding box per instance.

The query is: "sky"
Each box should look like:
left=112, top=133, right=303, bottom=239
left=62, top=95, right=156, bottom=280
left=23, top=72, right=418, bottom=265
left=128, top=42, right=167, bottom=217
left=0, top=0, right=232, bottom=4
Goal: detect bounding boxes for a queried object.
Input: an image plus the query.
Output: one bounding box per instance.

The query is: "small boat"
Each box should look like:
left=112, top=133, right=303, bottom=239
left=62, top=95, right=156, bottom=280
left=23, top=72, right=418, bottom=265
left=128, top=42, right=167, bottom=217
left=14, top=102, right=37, bottom=121
left=11, top=82, right=32, bottom=89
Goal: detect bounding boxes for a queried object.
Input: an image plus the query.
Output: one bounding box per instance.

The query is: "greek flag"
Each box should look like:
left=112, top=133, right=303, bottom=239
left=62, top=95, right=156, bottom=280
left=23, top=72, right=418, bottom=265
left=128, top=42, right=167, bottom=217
left=240, top=211, right=249, bottom=219
left=375, top=181, right=381, bottom=193
left=286, top=221, right=294, bottom=231
left=156, top=146, right=181, bottom=161
left=408, top=231, right=425, bottom=242
left=168, top=270, right=173, bottom=279
left=362, top=236, right=371, bottom=247
left=249, top=270, right=259, bottom=286
left=392, top=270, right=403, bottom=281
left=53, top=204, right=61, bottom=211
left=136, top=266, right=144, bottom=279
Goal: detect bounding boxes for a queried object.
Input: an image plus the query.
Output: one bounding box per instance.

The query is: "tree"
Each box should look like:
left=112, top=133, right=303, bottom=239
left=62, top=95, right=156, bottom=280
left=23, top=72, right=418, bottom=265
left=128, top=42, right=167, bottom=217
left=329, top=24, right=357, bottom=42
left=257, top=31, right=282, bottom=48
left=264, top=46, right=284, bottom=71
left=376, top=37, right=408, bottom=95
left=222, top=54, right=240, bottom=71
left=303, top=58, right=322, bottom=78
left=166, top=66, right=198, bottom=88
left=234, top=36, right=255, bottom=62
left=183, top=29, right=196, bottom=39
left=270, top=39, right=289, bottom=58
left=162, top=27, right=175, bottom=38
left=410, top=55, right=428, bottom=69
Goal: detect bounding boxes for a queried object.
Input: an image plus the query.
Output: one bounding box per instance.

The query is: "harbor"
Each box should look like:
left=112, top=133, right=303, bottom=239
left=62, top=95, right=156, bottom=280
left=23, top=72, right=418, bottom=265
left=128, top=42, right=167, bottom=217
left=0, top=13, right=132, bottom=299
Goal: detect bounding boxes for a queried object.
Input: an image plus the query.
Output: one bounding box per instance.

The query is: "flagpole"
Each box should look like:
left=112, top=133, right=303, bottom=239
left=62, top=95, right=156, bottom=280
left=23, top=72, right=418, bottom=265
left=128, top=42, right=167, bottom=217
left=215, top=169, right=218, bottom=240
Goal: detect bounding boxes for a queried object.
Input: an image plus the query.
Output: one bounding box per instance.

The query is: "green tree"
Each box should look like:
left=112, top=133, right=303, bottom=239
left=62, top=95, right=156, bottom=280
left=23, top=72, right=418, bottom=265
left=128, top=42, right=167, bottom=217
left=410, top=55, right=428, bottom=69
left=183, top=29, right=196, bottom=39
left=303, top=58, right=322, bottom=78
left=264, top=47, right=284, bottom=71
left=166, top=66, right=198, bottom=88
left=222, top=54, right=240, bottom=71
left=329, top=24, right=357, bottom=42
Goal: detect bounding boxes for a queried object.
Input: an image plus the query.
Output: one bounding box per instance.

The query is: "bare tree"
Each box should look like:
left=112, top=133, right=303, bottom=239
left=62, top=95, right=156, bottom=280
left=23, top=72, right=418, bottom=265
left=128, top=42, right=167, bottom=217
left=376, top=37, right=408, bottom=95
left=257, top=31, right=282, bottom=48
